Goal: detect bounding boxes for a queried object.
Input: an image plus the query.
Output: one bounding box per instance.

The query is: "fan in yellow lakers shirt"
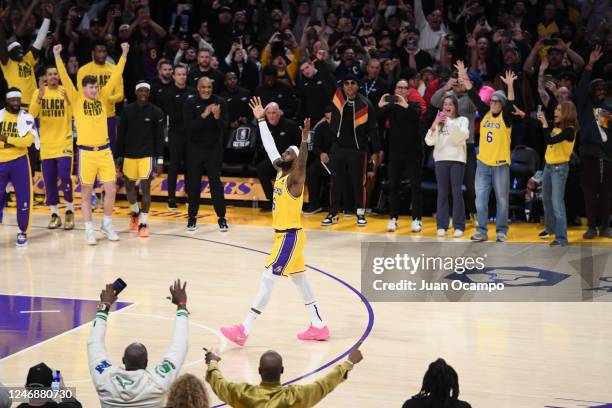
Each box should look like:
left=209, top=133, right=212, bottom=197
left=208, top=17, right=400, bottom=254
left=0, top=17, right=51, bottom=109
left=29, top=65, right=75, bottom=230
left=77, top=39, right=124, bottom=149
left=53, top=42, right=130, bottom=246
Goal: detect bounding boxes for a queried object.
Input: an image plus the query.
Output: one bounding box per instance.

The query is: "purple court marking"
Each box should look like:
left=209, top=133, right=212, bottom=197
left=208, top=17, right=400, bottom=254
left=0, top=294, right=132, bottom=359
left=153, top=233, right=374, bottom=408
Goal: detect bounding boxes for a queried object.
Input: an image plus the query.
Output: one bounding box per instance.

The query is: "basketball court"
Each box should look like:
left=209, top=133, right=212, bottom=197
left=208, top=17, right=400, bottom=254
left=1, top=204, right=611, bottom=407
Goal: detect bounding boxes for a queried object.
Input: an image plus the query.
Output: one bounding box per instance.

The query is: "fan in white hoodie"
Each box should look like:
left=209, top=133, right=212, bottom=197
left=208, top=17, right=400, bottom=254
left=425, top=115, right=470, bottom=162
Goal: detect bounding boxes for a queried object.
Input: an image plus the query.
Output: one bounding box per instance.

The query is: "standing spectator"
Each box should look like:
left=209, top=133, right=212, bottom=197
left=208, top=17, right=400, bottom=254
left=378, top=80, right=423, bottom=233
left=397, top=27, right=434, bottom=73
left=151, top=59, right=173, bottom=108
left=425, top=95, right=470, bottom=237
left=255, top=65, right=298, bottom=120
left=205, top=345, right=363, bottom=407
left=296, top=56, right=336, bottom=123
left=360, top=59, right=390, bottom=109
left=402, top=358, right=472, bottom=408
left=413, top=0, right=447, bottom=61
left=162, top=65, right=196, bottom=210
left=262, top=30, right=302, bottom=86
left=222, top=42, right=259, bottom=93
left=576, top=47, right=611, bottom=239
left=166, top=374, right=210, bottom=408
left=321, top=74, right=381, bottom=227
left=255, top=102, right=301, bottom=211
left=430, top=74, right=478, bottom=223
left=15, top=363, right=82, bottom=408
left=77, top=39, right=124, bottom=150
left=115, top=82, right=165, bottom=238
left=127, top=6, right=167, bottom=83
left=88, top=280, right=189, bottom=408
left=334, top=47, right=363, bottom=84
left=220, top=72, right=252, bottom=131
left=459, top=61, right=516, bottom=243
left=183, top=77, right=228, bottom=232
left=188, top=49, right=225, bottom=94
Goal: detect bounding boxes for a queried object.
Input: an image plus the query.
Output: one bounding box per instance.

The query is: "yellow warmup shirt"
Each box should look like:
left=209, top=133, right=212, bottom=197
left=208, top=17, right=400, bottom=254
left=272, top=172, right=303, bottom=230
left=77, top=61, right=124, bottom=117
left=0, top=112, right=34, bottom=162
left=0, top=51, right=37, bottom=107
left=478, top=111, right=512, bottom=166
left=29, top=87, right=73, bottom=159
left=56, top=56, right=126, bottom=148
left=545, top=127, right=575, bottom=165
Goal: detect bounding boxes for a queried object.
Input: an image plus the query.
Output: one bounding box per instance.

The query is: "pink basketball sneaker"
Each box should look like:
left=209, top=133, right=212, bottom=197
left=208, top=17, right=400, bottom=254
left=297, top=325, right=330, bottom=341
left=221, top=324, right=248, bottom=346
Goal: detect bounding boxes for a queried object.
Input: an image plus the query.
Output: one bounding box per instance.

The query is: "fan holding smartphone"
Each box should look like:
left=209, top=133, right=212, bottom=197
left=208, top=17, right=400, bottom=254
left=377, top=79, right=425, bottom=234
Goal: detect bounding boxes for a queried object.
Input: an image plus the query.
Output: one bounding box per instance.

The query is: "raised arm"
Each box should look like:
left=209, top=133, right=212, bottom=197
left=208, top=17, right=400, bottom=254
left=499, top=70, right=517, bottom=126
left=250, top=96, right=282, bottom=168
left=288, top=118, right=310, bottom=196
left=154, top=280, right=189, bottom=389
left=53, top=44, right=78, bottom=104
left=576, top=47, right=601, bottom=112
left=413, top=0, right=427, bottom=30
left=456, top=60, right=489, bottom=114
left=101, top=43, right=129, bottom=101
left=537, top=59, right=550, bottom=108
left=205, top=359, right=244, bottom=406
left=87, top=284, right=116, bottom=389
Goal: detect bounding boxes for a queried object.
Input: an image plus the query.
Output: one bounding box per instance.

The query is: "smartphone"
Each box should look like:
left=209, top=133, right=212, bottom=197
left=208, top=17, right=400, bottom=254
left=51, top=370, right=61, bottom=391
left=112, top=278, right=127, bottom=295
left=542, top=38, right=557, bottom=46
left=385, top=94, right=398, bottom=104
left=537, top=105, right=542, bottom=115
left=110, top=3, right=120, bottom=13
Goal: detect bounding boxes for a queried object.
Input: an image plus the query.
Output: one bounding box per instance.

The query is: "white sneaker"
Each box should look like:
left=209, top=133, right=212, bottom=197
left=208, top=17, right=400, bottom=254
left=411, top=219, right=422, bottom=232
left=86, top=228, right=97, bottom=245
left=453, top=229, right=464, bottom=238
left=437, top=229, right=446, bottom=237
left=101, top=223, right=120, bottom=241
left=386, top=218, right=398, bottom=232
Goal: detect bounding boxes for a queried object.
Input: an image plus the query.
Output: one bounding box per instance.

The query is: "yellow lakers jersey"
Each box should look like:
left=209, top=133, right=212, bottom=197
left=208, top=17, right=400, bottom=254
left=0, top=112, right=34, bottom=162
left=545, top=128, right=575, bottom=165
left=77, top=61, right=124, bottom=117
left=272, top=172, right=303, bottom=230
left=0, top=52, right=37, bottom=107
left=478, top=111, right=512, bottom=166
left=28, top=87, right=73, bottom=160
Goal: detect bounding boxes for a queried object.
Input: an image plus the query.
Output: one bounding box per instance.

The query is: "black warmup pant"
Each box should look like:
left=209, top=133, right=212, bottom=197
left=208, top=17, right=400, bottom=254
left=580, top=154, right=612, bottom=229
left=387, top=152, right=423, bottom=220
left=168, top=132, right=187, bottom=200
left=186, top=144, right=226, bottom=219
left=330, top=145, right=367, bottom=214
left=256, top=159, right=277, bottom=202
left=307, top=158, right=353, bottom=210
left=463, top=143, right=476, bottom=215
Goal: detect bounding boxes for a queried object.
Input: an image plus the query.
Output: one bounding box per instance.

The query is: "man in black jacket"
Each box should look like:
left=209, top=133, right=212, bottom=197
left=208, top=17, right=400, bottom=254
left=161, top=65, right=196, bottom=210
left=296, top=58, right=336, bottom=123
left=378, top=79, right=423, bottom=233
left=255, top=102, right=301, bottom=211
left=116, top=81, right=164, bottom=237
left=321, top=74, right=382, bottom=227
left=183, top=77, right=229, bottom=232
left=187, top=49, right=225, bottom=93
left=220, top=72, right=252, bottom=131
left=150, top=59, right=173, bottom=109
left=255, top=65, right=298, bottom=120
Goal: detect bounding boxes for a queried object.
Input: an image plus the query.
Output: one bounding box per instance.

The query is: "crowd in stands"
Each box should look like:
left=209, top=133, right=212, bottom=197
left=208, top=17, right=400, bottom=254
left=0, top=0, right=610, bottom=242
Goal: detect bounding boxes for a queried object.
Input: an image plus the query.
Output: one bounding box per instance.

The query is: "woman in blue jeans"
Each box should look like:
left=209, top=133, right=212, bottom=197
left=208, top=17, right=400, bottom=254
left=517, top=101, right=579, bottom=246
left=425, top=95, right=470, bottom=237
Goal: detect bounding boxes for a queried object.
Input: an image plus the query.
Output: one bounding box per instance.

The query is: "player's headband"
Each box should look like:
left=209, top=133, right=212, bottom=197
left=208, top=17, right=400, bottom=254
left=7, top=42, right=21, bottom=52
left=289, top=145, right=299, bottom=156
left=135, top=82, right=151, bottom=91
left=6, top=90, right=22, bottom=99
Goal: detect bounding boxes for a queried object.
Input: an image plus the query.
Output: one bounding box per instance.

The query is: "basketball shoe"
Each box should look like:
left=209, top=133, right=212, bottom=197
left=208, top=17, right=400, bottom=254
left=220, top=324, right=248, bottom=347
left=297, top=325, right=330, bottom=341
